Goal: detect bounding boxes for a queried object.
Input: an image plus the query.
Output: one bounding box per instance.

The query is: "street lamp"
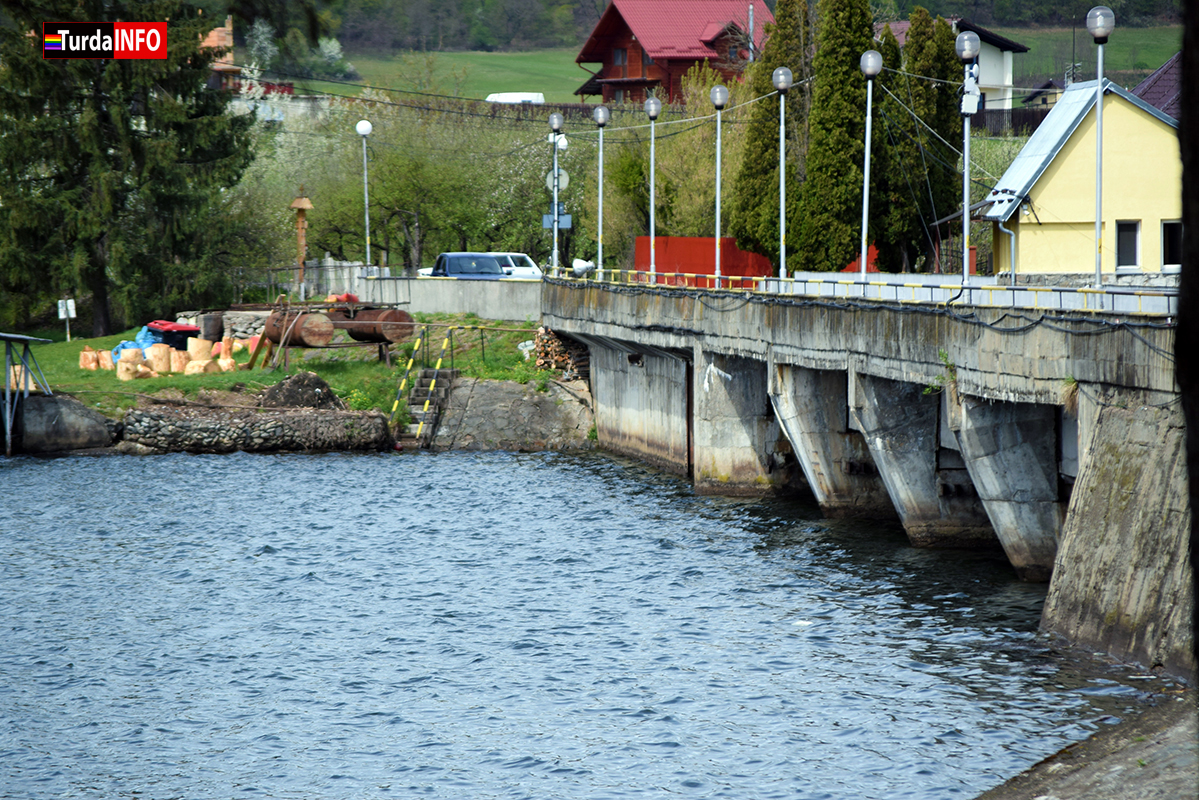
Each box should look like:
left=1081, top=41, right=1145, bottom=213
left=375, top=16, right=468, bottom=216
left=859, top=51, right=882, bottom=284
left=356, top=119, right=372, bottom=268
left=593, top=106, right=609, bottom=282
left=645, top=96, right=662, bottom=284
left=711, top=85, right=729, bottom=289
left=773, top=67, right=793, bottom=281
left=549, top=112, right=565, bottom=275
left=955, top=31, right=981, bottom=288
left=1088, top=6, right=1115, bottom=292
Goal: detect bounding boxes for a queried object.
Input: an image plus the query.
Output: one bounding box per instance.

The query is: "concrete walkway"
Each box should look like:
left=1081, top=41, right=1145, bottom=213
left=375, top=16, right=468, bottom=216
left=975, top=691, right=1197, bottom=799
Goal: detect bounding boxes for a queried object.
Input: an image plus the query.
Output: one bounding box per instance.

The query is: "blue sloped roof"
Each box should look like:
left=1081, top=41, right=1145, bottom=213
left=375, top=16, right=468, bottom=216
left=980, top=79, right=1178, bottom=223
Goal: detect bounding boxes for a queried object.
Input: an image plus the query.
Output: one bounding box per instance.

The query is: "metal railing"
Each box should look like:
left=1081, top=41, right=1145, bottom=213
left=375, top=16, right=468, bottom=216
left=552, top=269, right=1179, bottom=317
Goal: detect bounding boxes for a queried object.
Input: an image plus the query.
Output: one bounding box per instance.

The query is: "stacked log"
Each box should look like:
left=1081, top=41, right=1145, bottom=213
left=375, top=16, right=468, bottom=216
left=534, top=327, right=590, bottom=381
left=79, top=347, right=99, bottom=371
left=98, top=350, right=115, bottom=370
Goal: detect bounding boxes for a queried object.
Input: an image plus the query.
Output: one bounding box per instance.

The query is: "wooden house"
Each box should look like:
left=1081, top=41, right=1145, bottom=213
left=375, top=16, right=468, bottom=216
left=574, top=0, right=774, bottom=105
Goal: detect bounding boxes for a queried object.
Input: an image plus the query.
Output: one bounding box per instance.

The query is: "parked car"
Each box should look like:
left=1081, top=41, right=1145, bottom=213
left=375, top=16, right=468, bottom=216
left=422, top=252, right=505, bottom=279
left=489, top=252, right=544, bottom=279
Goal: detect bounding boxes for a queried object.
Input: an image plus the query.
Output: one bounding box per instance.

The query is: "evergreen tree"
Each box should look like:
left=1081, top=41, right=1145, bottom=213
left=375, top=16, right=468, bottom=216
left=0, top=1, right=256, bottom=334
left=875, top=9, right=961, bottom=272
left=726, top=0, right=811, bottom=266
left=794, top=0, right=875, bottom=272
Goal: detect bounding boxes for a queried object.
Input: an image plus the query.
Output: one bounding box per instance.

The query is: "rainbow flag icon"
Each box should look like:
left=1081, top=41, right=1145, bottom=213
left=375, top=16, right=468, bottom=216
left=44, top=33, right=63, bottom=50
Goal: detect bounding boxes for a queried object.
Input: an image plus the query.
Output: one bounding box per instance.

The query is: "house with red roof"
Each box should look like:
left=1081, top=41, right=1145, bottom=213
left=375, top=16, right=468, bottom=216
left=575, top=0, right=774, bottom=105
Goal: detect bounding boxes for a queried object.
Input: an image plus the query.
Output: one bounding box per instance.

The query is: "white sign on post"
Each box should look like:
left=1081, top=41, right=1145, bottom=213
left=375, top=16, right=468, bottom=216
left=58, top=298, right=76, bottom=341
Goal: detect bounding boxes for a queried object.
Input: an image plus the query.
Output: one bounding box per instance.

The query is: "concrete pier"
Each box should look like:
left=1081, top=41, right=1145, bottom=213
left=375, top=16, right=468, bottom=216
left=691, top=350, right=791, bottom=495
left=956, top=396, right=1065, bottom=582
left=850, top=374, right=995, bottom=547
left=770, top=365, right=893, bottom=517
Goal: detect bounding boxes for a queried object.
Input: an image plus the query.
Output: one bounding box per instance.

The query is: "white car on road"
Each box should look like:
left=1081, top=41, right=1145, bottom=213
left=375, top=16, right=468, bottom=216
left=490, top=252, right=543, bottom=279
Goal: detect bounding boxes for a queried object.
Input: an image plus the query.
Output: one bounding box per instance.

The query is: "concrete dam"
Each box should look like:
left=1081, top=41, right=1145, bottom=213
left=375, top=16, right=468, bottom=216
left=540, top=276, right=1192, bottom=681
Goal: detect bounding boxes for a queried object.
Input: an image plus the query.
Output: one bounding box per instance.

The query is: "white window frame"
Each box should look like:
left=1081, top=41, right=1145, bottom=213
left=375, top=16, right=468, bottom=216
left=1115, top=219, right=1141, bottom=273
left=1161, top=220, right=1182, bottom=274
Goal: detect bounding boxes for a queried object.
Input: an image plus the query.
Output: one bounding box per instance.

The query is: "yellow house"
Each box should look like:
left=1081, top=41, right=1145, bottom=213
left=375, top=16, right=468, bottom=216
left=981, top=79, right=1180, bottom=280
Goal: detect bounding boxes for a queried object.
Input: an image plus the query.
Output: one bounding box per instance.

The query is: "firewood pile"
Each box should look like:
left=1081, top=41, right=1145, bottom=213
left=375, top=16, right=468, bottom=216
left=534, top=327, right=590, bottom=381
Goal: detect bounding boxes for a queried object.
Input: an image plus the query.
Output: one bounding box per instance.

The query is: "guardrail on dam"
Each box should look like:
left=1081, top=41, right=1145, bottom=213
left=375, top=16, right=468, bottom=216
left=540, top=276, right=1192, bottom=681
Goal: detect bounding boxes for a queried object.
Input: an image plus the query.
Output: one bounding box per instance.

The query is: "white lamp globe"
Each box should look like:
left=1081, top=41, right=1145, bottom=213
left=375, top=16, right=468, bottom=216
left=355, top=119, right=372, bottom=137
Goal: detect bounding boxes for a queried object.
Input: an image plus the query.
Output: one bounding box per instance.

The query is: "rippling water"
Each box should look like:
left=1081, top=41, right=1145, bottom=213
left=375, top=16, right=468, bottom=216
left=0, top=451, right=1174, bottom=799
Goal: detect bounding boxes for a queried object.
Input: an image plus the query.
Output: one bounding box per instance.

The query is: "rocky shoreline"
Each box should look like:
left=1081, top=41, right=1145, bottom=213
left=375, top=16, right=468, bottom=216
left=12, top=371, right=596, bottom=457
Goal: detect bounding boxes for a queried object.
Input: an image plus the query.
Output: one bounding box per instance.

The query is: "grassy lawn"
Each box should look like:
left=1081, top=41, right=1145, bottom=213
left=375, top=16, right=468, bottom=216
left=21, top=314, right=554, bottom=422
left=286, top=48, right=590, bottom=104
left=989, top=25, right=1181, bottom=88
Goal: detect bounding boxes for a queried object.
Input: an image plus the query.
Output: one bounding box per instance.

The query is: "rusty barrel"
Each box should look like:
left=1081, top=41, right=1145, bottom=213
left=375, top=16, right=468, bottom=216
left=263, top=311, right=334, bottom=348
left=326, top=308, right=415, bottom=343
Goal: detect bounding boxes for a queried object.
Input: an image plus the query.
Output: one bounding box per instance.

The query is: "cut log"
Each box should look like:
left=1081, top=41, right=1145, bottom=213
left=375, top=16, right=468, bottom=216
left=117, top=360, right=141, bottom=381
left=188, top=337, right=213, bottom=360
left=221, top=336, right=235, bottom=360
left=135, top=364, right=157, bottom=379
left=146, top=343, right=172, bottom=374
left=184, top=359, right=220, bottom=375
left=169, top=349, right=191, bottom=373
left=79, top=349, right=99, bottom=371
left=326, top=308, right=415, bottom=343
left=98, top=350, right=115, bottom=370
left=218, top=357, right=237, bottom=373
left=263, top=311, right=334, bottom=348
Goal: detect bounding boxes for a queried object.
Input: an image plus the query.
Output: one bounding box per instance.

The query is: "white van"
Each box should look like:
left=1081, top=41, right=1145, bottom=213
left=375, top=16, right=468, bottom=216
left=485, top=92, right=545, bottom=105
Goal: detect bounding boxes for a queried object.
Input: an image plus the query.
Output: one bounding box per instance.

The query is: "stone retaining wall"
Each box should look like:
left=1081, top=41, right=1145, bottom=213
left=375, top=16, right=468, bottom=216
left=123, top=407, right=392, bottom=453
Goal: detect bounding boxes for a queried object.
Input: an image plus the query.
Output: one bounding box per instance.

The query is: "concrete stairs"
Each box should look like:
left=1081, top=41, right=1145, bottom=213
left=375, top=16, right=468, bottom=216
left=394, top=368, right=459, bottom=450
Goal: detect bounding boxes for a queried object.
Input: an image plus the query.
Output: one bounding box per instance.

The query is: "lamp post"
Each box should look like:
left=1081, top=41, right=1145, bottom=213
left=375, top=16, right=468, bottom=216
left=356, top=119, right=372, bottom=268
left=711, top=85, right=729, bottom=289
left=859, top=51, right=882, bottom=284
left=549, top=112, right=565, bottom=275
left=955, top=31, right=981, bottom=288
left=1088, top=6, right=1115, bottom=292
left=773, top=67, right=793, bottom=281
left=645, top=96, right=662, bottom=284
left=593, top=106, right=609, bottom=282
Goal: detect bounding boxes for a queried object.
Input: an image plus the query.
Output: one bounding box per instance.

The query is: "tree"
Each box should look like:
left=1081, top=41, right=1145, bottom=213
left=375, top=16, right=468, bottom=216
left=727, top=0, right=812, bottom=267
left=874, top=9, right=961, bottom=272
left=0, top=1, right=256, bottom=335
left=794, top=0, right=876, bottom=272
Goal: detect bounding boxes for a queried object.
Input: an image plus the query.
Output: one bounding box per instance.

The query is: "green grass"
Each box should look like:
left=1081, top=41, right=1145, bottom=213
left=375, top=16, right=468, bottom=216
left=280, top=48, right=590, bottom=104
left=24, top=314, right=556, bottom=421
left=990, top=25, right=1181, bottom=88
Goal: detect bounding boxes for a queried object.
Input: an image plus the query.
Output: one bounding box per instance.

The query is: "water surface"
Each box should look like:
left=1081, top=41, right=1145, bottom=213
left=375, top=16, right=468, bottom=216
left=0, top=451, right=1173, bottom=799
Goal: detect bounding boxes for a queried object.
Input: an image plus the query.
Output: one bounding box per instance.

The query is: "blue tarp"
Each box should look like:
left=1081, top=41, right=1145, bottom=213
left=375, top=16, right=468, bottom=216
left=111, top=326, right=164, bottom=361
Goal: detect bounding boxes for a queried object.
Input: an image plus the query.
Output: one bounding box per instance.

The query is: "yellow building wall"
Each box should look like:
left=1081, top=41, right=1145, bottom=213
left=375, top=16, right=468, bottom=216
left=1003, top=95, right=1180, bottom=275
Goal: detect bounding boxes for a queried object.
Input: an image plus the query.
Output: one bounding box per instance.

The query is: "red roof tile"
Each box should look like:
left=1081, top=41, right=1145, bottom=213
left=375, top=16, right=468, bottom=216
left=578, top=0, right=774, bottom=63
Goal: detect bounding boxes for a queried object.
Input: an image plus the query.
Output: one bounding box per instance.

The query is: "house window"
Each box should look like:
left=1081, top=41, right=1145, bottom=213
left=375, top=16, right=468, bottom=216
left=1116, top=220, right=1140, bottom=270
left=613, top=88, right=624, bottom=104
left=613, top=48, right=627, bottom=78
left=1162, top=221, right=1182, bottom=271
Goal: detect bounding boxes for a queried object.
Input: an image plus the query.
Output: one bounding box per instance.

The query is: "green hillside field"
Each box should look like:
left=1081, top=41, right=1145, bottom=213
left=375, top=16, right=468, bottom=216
left=989, top=25, right=1181, bottom=90
left=290, top=48, right=592, bottom=104
left=275, top=26, right=1181, bottom=106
